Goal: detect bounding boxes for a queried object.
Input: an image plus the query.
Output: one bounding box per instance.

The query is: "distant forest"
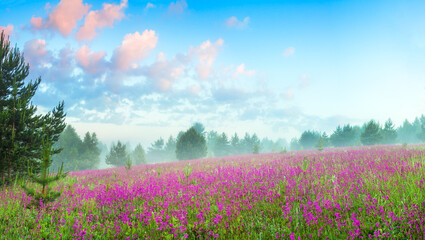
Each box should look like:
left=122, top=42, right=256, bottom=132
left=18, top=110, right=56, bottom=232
left=51, top=116, right=425, bottom=172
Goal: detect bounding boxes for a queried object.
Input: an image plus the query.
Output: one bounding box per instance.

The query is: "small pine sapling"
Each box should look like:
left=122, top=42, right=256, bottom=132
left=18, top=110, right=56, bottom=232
left=21, top=138, right=68, bottom=208
left=316, top=137, right=325, bottom=151
left=125, top=156, right=132, bottom=172
left=253, top=144, right=260, bottom=154
left=184, top=164, right=193, bottom=183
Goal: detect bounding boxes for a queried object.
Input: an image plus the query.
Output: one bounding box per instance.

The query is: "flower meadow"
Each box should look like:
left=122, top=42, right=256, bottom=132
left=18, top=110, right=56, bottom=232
left=1, top=145, right=425, bottom=240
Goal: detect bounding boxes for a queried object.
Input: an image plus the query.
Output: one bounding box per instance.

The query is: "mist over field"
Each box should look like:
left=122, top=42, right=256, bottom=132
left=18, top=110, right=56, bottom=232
left=1, top=0, right=425, bottom=239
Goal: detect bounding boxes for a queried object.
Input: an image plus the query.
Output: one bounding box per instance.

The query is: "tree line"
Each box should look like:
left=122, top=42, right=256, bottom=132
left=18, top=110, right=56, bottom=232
left=91, top=123, right=287, bottom=168
left=291, top=117, right=425, bottom=150
left=143, top=122, right=287, bottom=162
left=49, top=116, right=425, bottom=170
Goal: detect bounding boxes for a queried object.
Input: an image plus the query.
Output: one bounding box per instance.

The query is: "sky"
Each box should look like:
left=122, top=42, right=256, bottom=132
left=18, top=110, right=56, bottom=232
left=1, top=0, right=425, bottom=147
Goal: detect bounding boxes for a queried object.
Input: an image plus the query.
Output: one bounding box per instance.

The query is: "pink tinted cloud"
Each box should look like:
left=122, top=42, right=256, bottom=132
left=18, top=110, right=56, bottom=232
left=30, top=17, right=43, bottom=29
left=231, top=64, right=256, bottom=78
left=0, top=25, right=14, bottom=37
left=31, top=0, right=90, bottom=37
left=112, top=30, right=158, bottom=71
left=24, top=39, right=50, bottom=68
left=75, top=45, right=106, bottom=75
left=76, top=0, right=127, bottom=42
left=189, top=38, right=224, bottom=79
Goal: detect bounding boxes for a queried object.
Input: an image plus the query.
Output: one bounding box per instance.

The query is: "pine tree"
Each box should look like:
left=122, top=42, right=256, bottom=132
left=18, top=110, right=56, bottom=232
left=21, top=138, right=68, bottom=208
left=316, top=134, right=327, bottom=151
left=105, top=141, right=129, bottom=167
left=253, top=144, right=260, bottom=154
left=240, top=133, right=252, bottom=153
left=0, top=31, right=66, bottom=182
left=299, top=130, right=320, bottom=149
left=289, top=138, right=301, bottom=151
left=192, top=122, right=205, bottom=136
left=330, top=125, right=356, bottom=147
left=381, top=119, right=397, bottom=144
left=176, top=127, right=207, bottom=160
left=230, top=133, right=240, bottom=154
left=321, top=132, right=330, bottom=147
left=251, top=134, right=261, bottom=151
left=124, top=156, right=132, bottom=172
left=416, top=115, right=425, bottom=142
left=80, top=132, right=101, bottom=170
left=206, top=130, right=219, bottom=156
left=147, top=138, right=165, bottom=162
left=51, top=125, right=82, bottom=171
left=316, top=137, right=325, bottom=151
left=341, top=124, right=356, bottom=146
left=360, top=120, right=382, bottom=145
left=241, top=133, right=260, bottom=153
left=51, top=127, right=101, bottom=172
left=330, top=126, right=344, bottom=147
left=397, top=119, right=416, bottom=144
left=214, top=132, right=230, bottom=157
left=164, top=136, right=177, bottom=160
left=131, top=144, right=147, bottom=165
left=260, top=138, right=275, bottom=153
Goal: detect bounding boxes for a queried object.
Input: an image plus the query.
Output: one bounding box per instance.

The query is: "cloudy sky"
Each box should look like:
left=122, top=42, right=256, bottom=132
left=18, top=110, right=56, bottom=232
left=1, top=0, right=425, bottom=146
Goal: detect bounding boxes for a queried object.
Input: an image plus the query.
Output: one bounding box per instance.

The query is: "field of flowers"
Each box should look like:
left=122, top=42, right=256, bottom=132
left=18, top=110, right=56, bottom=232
left=1, top=145, right=425, bottom=239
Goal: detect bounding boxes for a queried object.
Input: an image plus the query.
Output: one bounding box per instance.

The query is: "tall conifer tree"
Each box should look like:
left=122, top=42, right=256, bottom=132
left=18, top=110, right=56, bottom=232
left=0, top=31, right=66, bottom=182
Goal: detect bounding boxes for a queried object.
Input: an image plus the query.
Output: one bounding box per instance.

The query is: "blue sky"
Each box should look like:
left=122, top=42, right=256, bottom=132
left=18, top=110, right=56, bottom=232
left=1, top=0, right=425, bottom=146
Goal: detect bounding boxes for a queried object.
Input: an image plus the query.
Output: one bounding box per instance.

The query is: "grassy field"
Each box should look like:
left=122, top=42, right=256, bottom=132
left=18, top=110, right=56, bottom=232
left=1, top=145, right=425, bottom=239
